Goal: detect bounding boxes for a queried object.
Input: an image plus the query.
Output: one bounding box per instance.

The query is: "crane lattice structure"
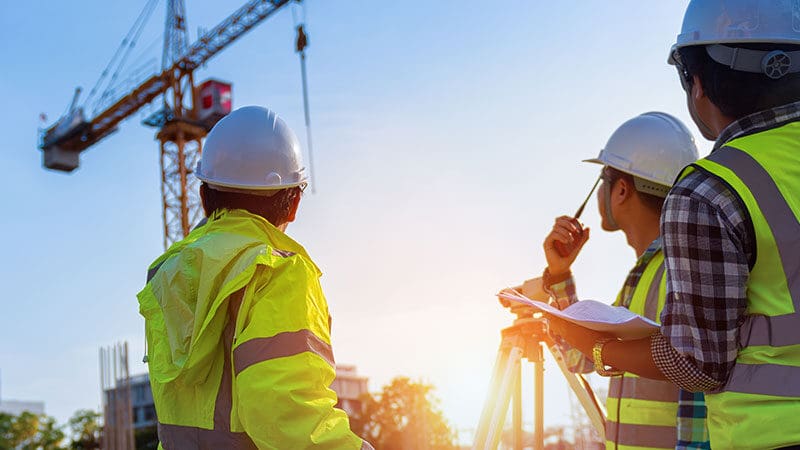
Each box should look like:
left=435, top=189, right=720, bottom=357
left=39, top=0, right=300, bottom=248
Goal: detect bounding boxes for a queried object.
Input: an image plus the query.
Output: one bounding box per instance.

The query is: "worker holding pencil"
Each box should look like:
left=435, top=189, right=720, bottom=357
left=540, top=112, right=701, bottom=450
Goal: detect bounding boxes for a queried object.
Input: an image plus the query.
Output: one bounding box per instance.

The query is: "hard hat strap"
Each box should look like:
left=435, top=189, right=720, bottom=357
left=706, top=44, right=800, bottom=79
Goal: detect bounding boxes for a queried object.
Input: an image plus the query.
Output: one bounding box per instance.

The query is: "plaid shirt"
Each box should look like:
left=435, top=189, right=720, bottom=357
left=652, top=100, right=800, bottom=391
left=677, top=390, right=710, bottom=449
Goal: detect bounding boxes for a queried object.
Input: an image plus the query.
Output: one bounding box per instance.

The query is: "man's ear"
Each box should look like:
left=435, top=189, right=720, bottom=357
left=285, top=189, right=302, bottom=223
left=692, top=74, right=705, bottom=101
left=612, top=177, right=633, bottom=206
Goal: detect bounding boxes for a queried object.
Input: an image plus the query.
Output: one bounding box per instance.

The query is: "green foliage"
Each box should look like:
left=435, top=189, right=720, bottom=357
left=67, top=409, right=101, bottom=450
left=0, top=411, right=65, bottom=450
left=134, top=425, right=158, bottom=450
left=349, top=377, right=458, bottom=450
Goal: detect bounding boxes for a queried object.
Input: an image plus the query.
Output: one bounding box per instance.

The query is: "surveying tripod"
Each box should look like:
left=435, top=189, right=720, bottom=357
left=473, top=302, right=606, bottom=450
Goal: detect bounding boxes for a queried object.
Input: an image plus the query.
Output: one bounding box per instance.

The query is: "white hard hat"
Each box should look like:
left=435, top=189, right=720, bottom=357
left=195, top=106, right=308, bottom=191
left=668, top=0, right=800, bottom=79
left=584, top=112, right=699, bottom=195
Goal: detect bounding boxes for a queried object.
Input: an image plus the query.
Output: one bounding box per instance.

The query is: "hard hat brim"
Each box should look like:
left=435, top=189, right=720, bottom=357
left=582, top=157, right=605, bottom=165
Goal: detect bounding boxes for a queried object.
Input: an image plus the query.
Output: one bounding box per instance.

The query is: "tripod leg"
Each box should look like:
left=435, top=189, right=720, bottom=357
left=473, top=338, right=524, bottom=450
left=474, top=343, right=510, bottom=446
left=533, top=345, right=544, bottom=450
left=513, top=364, right=522, bottom=450
left=546, top=342, right=607, bottom=441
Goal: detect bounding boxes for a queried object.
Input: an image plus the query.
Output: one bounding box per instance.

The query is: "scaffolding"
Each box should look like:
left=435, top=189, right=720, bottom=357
left=100, top=342, right=135, bottom=450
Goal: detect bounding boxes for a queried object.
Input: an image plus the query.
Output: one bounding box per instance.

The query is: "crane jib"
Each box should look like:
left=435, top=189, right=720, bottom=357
left=40, top=0, right=294, bottom=157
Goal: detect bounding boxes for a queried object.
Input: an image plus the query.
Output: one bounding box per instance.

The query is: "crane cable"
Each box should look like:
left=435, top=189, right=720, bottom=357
left=292, top=2, right=316, bottom=194
left=84, top=0, right=160, bottom=116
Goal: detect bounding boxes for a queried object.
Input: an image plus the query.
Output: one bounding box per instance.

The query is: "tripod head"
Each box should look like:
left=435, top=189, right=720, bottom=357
left=498, top=300, right=552, bottom=362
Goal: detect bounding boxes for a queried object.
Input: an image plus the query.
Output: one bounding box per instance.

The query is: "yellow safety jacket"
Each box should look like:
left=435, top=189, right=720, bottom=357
left=606, top=250, right=679, bottom=450
left=137, top=208, right=370, bottom=450
left=681, top=121, right=800, bottom=449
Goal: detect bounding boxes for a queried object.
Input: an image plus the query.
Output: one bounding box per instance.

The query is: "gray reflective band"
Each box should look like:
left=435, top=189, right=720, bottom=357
left=724, top=363, right=800, bottom=397
left=234, top=329, right=335, bottom=376
left=608, top=375, right=678, bottom=403
left=158, top=423, right=256, bottom=450
left=158, top=290, right=257, bottom=450
left=606, top=422, right=677, bottom=449
left=361, top=440, right=375, bottom=450
left=739, top=314, right=799, bottom=347
left=707, top=44, right=800, bottom=79
left=146, top=261, right=165, bottom=283
left=706, top=147, right=800, bottom=346
left=643, top=263, right=665, bottom=323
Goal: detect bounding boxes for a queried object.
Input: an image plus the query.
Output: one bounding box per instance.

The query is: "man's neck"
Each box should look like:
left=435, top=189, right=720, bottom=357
left=624, top=210, right=662, bottom=257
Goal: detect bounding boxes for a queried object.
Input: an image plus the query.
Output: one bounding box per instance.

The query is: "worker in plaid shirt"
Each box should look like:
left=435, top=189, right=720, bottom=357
left=548, top=1, right=800, bottom=448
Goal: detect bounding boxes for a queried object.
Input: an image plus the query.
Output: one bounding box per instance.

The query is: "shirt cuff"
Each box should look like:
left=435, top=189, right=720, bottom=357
left=650, top=332, right=722, bottom=392
left=544, top=270, right=577, bottom=310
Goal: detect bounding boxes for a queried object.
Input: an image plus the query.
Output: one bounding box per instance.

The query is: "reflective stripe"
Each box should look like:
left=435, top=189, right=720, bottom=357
left=214, top=290, right=239, bottom=430
left=159, top=290, right=257, bottom=450
left=724, top=363, right=800, bottom=397
left=157, top=423, right=256, bottom=450
left=608, top=376, right=678, bottom=403
left=146, top=261, right=165, bottom=283
left=739, top=314, right=799, bottom=347
left=361, top=440, right=375, bottom=450
left=643, top=264, right=665, bottom=322
left=605, top=422, right=677, bottom=449
left=707, top=146, right=800, bottom=320
left=234, top=329, right=335, bottom=376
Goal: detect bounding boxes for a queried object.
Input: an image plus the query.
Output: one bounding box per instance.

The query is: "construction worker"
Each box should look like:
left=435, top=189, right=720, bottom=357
left=547, top=1, right=800, bottom=448
left=137, top=106, right=373, bottom=450
left=541, top=112, right=701, bottom=450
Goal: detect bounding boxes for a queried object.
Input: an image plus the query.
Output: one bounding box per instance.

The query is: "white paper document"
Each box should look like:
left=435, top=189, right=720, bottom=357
left=498, top=289, right=659, bottom=340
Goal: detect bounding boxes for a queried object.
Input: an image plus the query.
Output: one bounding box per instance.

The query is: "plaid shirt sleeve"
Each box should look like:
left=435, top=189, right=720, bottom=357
left=654, top=170, right=753, bottom=390
left=546, top=274, right=578, bottom=309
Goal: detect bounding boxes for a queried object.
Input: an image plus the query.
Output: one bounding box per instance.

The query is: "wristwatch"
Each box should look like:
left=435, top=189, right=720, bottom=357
left=592, top=337, right=624, bottom=377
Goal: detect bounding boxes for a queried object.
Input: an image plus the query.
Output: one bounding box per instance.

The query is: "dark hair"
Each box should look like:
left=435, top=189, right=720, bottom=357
left=200, top=183, right=301, bottom=226
left=604, top=167, right=665, bottom=214
left=678, top=44, right=800, bottom=119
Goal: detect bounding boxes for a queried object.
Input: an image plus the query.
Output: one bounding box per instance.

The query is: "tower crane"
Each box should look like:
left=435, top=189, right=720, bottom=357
left=38, top=0, right=307, bottom=248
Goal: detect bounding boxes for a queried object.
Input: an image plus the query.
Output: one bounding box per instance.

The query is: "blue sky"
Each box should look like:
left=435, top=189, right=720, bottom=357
left=1, top=0, right=703, bottom=440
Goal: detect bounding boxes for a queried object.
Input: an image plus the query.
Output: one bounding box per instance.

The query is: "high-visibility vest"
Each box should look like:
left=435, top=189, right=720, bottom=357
left=680, top=121, right=800, bottom=449
left=606, top=250, right=680, bottom=450
left=137, top=208, right=370, bottom=450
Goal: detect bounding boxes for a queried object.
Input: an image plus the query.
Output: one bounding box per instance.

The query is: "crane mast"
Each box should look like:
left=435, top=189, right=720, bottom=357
left=39, top=0, right=295, bottom=248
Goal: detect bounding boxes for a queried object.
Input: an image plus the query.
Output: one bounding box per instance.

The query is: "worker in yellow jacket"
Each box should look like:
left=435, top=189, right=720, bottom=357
left=137, top=106, right=373, bottom=449
left=541, top=113, right=702, bottom=450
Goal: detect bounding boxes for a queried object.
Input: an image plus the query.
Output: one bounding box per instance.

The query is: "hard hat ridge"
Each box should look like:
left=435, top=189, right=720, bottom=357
left=195, top=105, right=308, bottom=192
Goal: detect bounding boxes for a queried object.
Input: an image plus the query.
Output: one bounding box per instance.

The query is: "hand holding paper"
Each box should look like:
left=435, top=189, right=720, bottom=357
left=497, top=288, right=658, bottom=340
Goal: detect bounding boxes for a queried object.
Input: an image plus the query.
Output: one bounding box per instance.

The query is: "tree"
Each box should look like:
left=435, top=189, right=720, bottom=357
left=133, top=425, right=158, bottom=450
left=67, top=409, right=101, bottom=450
left=0, top=411, right=65, bottom=450
left=349, top=377, right=458, bottom=450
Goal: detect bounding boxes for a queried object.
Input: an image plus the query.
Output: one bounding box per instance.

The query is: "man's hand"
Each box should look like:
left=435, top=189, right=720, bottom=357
left=544, top=216, right=590, bottom=276
left=546, top=314, right=609, bottom=358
